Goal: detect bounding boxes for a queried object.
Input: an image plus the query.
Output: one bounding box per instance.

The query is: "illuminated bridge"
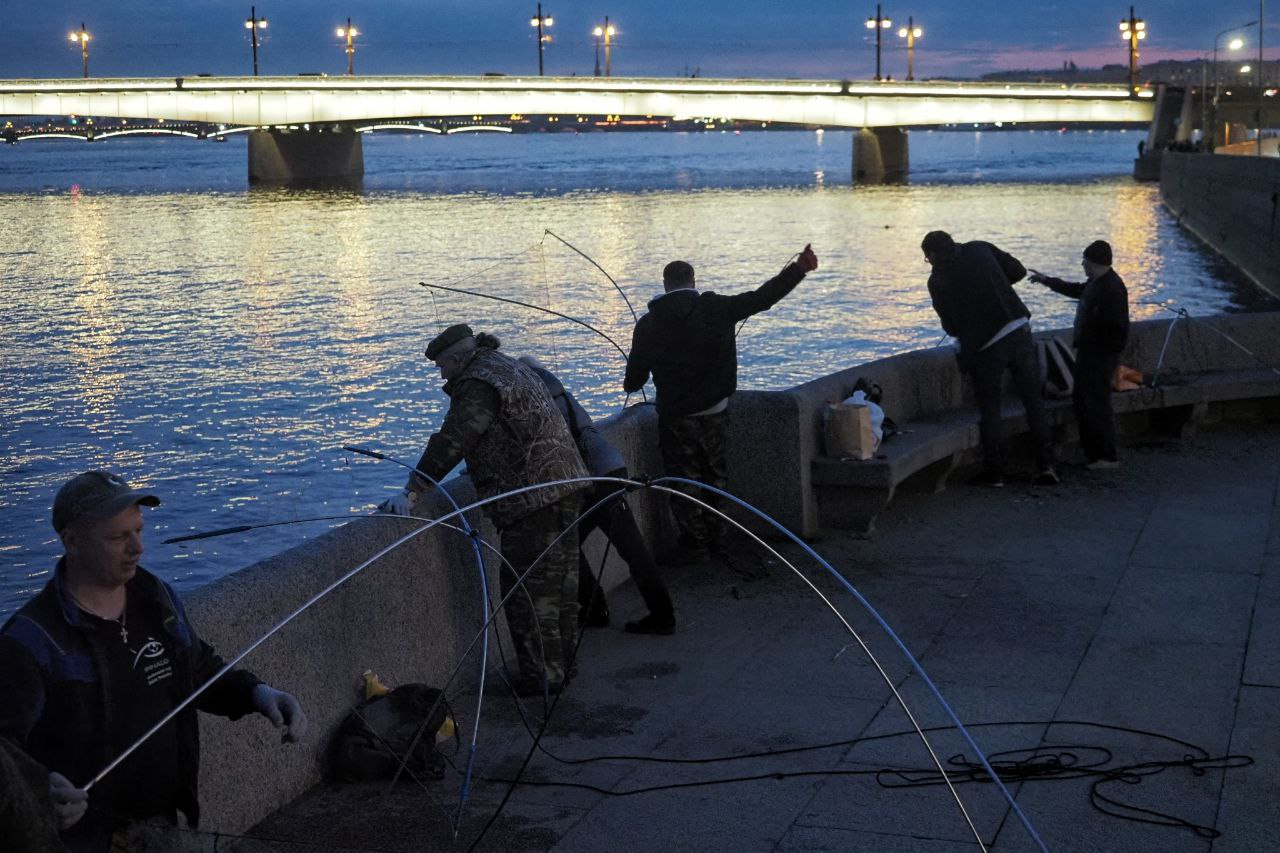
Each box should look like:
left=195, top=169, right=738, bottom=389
left=0, top=75, right=1155, bottom=184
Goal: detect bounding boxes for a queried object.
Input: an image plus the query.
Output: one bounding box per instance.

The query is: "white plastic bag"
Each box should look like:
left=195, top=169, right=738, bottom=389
left=844, top=390, right=885, bottom=451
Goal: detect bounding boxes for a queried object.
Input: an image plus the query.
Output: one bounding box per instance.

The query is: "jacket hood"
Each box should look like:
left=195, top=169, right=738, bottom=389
left=647, top=288, right=698, bottom=319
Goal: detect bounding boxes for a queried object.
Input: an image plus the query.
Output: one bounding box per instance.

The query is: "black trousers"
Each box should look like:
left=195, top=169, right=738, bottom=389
left=576, top=475, right=674, bottom=620
left=968, top=325, right=1055, bottom=474
left=1073, top=348, right=1120, bottom=463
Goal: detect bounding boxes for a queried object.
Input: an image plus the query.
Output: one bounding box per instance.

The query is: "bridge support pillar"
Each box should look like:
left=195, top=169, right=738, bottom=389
left=1134, top=84, right=1186, bottom=182
left=248, top=127, right=364, bottom=184
left=852, top=127, right=908, bottom=185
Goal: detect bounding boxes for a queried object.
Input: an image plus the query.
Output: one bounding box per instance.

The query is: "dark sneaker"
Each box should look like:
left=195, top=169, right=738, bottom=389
left=1033, top=466, right=1061, bottom=486
left=1084, top=458, right=1120, bottom=470
left=968, top=470, right=1005, bottom=488
left=624, top=614, right=676, bottom=635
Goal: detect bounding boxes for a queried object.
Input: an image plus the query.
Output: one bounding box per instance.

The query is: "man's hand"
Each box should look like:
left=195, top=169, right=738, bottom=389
left=48, top=771, right=88, bottom=829
left=251, top=684, right=308, bottom=743
left=1027, top=269, right=1048, bottom=284
left=378, top=490, right=415, bottom=516
left=798, top=243, right=819, bottom=272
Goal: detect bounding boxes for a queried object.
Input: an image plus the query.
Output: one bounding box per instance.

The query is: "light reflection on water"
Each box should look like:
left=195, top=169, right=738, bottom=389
left=1, top=130, right=1273, bottom=611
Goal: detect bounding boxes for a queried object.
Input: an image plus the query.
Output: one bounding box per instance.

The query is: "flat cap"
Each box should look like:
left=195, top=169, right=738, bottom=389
left=425, top=324, right=474, bottom=360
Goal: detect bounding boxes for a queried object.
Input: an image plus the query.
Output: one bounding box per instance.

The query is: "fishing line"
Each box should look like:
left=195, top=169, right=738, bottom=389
left=418, top=281, right=630, bottom=365
left=542, top=229, right=639, bottom=323
left=736, top=250, right=804, bottom=339
left=430, top=240, right=544, bottom=293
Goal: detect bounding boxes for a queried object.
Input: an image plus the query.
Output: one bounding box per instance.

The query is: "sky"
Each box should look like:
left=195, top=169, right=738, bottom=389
left=2, top=1, right=1276, bottom=81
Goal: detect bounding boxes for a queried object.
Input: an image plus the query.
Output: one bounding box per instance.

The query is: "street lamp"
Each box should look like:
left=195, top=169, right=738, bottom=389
left=1118, top=7, right=1146, bottom=94
left=530, top=4, right=553, bottom=76
left=593, top=18, right=616, bottom=77
left=897, top=17, right=922, bottom=81
left=245, top=6, right=268, bottom=77
left=1209, top=22, right=1257, bottom=149
left=336, top=18, right=359, bottom=76
left=68, top=23, right=90, bottom=79
left=865, top=5, right=892, bottom=82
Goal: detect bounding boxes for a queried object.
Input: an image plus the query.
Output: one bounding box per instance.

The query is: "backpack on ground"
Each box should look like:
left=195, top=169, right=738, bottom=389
left=330, top=684, right=451, bottom=782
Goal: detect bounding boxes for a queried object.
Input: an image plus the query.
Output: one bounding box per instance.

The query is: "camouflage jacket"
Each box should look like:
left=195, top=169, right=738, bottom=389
left=413, top=348, right=587, bottom=528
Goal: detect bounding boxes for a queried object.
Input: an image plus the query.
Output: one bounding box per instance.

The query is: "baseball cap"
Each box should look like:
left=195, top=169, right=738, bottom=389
left=52, top=470, right=161, bottom=533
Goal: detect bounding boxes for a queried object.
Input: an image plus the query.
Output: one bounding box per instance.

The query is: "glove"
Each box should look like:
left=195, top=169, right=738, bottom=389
left=797, top=243, right=819, bottom=272
left=251, top=684, right=308, bottom=743
left=378, top=490, right=414, bottom=516
left=48, top=771, right=88, bottom=830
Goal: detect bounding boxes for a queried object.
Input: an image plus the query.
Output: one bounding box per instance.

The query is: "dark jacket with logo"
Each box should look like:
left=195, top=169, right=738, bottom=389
left=0, top=563, right=261, bottom=851
left=1040, top=268, right=1130, bottom=354
left=624, top=262, right=807, bottom=419
left=927, top=241, right=1032, bottom=356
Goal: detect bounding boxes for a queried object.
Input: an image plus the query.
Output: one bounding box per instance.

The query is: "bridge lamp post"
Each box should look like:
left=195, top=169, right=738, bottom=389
left=897, top=17, right=922, bottom=81
left=530, top=4, right=553, bottom=76
left=245, top=7, right=268, bottom=77
left=1210, top=23, right=1256, bottom=149
left=865, top=5, right=892, bottom=82
left=593, top=18, right=616, bottom=77
left=1118, top=7, right=1145, bottom=94
left=68, top=23, right=90, bottom=79
left=336, top=19, right=359, bottom=76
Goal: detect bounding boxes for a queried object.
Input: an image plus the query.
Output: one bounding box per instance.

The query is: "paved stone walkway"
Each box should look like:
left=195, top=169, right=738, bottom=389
left=247, top=421, right=1280, bottom=852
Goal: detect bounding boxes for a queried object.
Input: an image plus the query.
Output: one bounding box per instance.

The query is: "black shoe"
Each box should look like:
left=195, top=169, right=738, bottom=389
left=624, top=614, right=676, bottom=635
left=1032, top=466, right=1061, bottom=486
left=968, top=470, right=1005, bottom=488
left=580, top=604, right=611, bottom=628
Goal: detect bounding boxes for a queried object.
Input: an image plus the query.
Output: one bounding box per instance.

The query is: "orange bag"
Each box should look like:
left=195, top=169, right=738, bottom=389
left=1113, top=364, right=1143, bottom=392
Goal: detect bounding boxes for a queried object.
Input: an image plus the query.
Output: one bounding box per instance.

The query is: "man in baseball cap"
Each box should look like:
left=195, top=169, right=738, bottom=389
left=1, top=470, right=308, bottom=852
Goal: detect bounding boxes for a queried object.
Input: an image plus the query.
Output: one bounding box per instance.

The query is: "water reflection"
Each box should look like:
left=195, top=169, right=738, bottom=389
left=1, top=131, right=1275, bottom=612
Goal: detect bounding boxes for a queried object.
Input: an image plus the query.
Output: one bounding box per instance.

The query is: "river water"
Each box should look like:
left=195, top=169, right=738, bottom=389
left=1, top=128, right=1273, bottom=612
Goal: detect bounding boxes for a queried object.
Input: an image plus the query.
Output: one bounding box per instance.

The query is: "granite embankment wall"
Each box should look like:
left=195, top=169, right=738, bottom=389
left=191, top=311, right=1280, bottom=836
left=1160, top=152, right=1280, bottom=298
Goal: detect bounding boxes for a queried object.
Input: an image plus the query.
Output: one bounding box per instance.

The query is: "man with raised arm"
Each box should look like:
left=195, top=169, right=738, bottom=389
left=0, top=470, right=306, bottom=853
left=624, top=245, right=818, bottom=565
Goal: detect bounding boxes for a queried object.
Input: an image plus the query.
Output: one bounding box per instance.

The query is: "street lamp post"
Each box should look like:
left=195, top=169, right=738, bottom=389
left=593, top=18, right=616, bottom=77
left=1118, top=7, right=1146, bottom=94
left=245, top=6, right=268, bottom=77
left=897, top=17, right=922, bottom=81
left=865, top=5, right=892, bottom=82
left=1210, top=22, right=1257, bottom=149
left=68, top=23, right=90, bottom=79
left=336, top=18, right=359, bottom=76
left=530, top=4, right=553, bottom=76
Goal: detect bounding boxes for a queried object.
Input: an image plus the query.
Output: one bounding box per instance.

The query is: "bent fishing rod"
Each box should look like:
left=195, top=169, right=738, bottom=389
left=542, top=229, right=639, bottom=323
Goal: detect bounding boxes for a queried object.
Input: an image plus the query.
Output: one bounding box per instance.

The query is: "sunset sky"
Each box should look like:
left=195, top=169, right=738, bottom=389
left=2, top=1, right=1274, bottom=81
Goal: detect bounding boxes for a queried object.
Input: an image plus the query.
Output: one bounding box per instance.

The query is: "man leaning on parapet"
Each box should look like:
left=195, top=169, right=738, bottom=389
left=922, top=230, right=1059, bottom=488
left=623, top=244, right=819, bottom=566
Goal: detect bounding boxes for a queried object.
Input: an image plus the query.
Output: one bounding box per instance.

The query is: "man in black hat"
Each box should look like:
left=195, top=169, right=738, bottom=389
left=386, top=325, right=588, bottom=696
left=1030, top=240, right=1130, bottom=469
left=923, top=230, right=1059, bottom=487
left=0, top=470, right=307, bottom=853
left=623, top=244, right=819, bottom=565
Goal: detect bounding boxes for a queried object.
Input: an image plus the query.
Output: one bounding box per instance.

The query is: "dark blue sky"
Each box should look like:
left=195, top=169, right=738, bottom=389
left=3, top=2, right=1275, bottom=80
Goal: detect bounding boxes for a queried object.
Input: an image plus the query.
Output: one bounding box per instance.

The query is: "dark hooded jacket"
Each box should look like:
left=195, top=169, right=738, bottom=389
left=1039, top=268, right=1130, bottom=354
left=926, top=240, right=1031, bottom=356
left=624, top=262, right=807, bottom=419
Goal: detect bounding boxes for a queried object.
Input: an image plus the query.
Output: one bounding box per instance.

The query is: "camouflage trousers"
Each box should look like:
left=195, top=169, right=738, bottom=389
left=658, top=410, right=728, bottom=556
left=500, top=493, right=582, bottom=685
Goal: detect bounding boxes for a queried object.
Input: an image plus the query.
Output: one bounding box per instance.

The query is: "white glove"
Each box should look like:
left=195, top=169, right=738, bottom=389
left=251, top=684, right=308, bottom=743
left=48, top=771, right=88, bottom=829
left=378, top=491, right=414, bottom=516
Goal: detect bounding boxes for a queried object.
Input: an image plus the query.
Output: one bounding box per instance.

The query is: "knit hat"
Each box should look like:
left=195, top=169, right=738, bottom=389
left=52, top=470, right=160, bottom=533
left=425, top=324, right=474, bottom=360
left=1083, top=240, right=1113, bottom=266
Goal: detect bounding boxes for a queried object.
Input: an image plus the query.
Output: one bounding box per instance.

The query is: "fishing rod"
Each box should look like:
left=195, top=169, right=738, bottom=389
left=418, top=281, right=630, bottom=365
left=543, top=229, right=639, bottom=323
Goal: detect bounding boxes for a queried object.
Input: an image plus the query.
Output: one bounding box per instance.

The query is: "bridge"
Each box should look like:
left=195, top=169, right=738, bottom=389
left=0, top=75, right=1154, bottom=184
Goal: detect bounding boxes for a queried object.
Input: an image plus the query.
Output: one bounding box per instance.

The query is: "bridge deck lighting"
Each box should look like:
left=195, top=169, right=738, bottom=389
left=68, top=23, right=91, bottom=79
